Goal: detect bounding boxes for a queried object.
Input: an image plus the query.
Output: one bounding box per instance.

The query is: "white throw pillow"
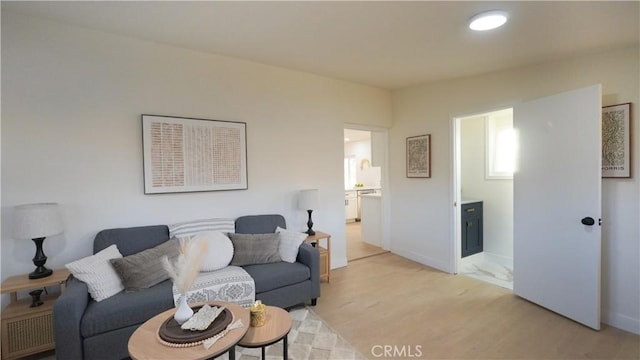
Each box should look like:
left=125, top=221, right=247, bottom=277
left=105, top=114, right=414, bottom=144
left=275, top=226, right=307, bottom=263
left=191, top=231, right=234, bottom=272
left=65, top=244, right=124, bottom=302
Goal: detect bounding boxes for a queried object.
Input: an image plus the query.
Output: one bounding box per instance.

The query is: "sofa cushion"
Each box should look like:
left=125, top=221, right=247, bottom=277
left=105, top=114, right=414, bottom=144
left=94, top=225, right=169, bottom=257
left=243, top=262, right=311, bottom=294
left=235, top=214, right=286, bottom=234
left=109, top=238, right=180, bottom=291
left=66, top=245, right=124, bottom=302
left=228, top=233, right=281, bottom=266
left=80, top=280, right=174, bottom=338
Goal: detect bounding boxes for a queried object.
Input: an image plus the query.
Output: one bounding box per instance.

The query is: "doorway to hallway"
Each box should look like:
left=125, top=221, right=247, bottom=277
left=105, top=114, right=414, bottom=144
left=344, top=125, right=390, bottom=262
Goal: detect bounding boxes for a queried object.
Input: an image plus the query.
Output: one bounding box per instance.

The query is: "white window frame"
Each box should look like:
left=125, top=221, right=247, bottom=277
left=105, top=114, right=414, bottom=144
left=485, top=112, right=516, bottom=179
left=344, top=156, right=357, bottom=189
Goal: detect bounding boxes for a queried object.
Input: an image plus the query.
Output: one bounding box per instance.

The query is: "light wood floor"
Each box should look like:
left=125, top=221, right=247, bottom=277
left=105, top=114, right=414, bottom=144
left=346, top=222, right=387, bottom=261
left=313, top=252, right=640, bottom=359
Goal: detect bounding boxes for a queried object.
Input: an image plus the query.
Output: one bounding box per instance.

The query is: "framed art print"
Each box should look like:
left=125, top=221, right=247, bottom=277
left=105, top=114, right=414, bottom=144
left=142, top=114, right=248, bottom=194
left=602, top=103, right=631, bottom=178
left=406, top=134, right=431, bottom=178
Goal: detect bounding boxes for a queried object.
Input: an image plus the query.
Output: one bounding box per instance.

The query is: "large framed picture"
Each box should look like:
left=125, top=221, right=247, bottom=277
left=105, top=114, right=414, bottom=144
left=142, top=114, right=248, bottom=194
left=602, top=103, right=631, bottom=178
left=406, top=134, right=431, bottom=178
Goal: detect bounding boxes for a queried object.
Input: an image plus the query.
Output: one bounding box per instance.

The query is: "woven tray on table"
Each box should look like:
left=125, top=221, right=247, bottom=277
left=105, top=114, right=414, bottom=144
left=157, top=306, right=233, bottom=347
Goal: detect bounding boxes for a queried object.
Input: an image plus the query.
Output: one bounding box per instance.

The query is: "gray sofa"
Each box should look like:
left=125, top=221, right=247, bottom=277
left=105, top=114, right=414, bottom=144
left=53, top=214, right=320, bottom=360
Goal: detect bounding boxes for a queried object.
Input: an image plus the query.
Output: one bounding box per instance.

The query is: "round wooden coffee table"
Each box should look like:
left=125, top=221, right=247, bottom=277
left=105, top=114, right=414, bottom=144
left=128, top=301, right=249, bottom=360
left=238, top=306, right=292, bottom=360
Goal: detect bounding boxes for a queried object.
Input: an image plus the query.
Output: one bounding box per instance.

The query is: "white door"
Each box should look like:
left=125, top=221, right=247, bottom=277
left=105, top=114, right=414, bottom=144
left=514, top=85, right=602, bottom=330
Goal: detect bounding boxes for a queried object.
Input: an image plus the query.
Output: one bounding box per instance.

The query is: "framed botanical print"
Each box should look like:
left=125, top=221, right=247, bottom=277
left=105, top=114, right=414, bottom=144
left=602, top=103, right=631, bottom=178
left=406, top=134, right=431, bottom=178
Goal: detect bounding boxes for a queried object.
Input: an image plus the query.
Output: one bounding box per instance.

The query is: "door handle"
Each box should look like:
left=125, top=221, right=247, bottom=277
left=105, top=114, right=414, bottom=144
left=581, top=217, right=595, bottom=226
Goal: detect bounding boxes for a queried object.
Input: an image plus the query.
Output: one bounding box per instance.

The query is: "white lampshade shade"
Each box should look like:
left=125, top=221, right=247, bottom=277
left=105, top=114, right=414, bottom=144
left=298, top=189, right=319, bottom=210
left=13, top=203, right=64, bottom=240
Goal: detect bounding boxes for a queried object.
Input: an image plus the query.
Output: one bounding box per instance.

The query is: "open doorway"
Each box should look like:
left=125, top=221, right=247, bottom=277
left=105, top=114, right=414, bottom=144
left=454, top=108, right=514, bottom=290
left=344, top=127, right=389, bottom=262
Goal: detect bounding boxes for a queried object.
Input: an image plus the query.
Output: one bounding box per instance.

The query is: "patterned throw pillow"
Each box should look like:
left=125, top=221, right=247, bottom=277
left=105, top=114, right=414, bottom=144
left=65, top=244, right=124, bottom=302
left=169, top=218, right=235, bottom=239
left=109, top=238, right=181, bottom=291
left=275, top=226, right=307, bottom=263
left=228, top=233, right=282, bottom=266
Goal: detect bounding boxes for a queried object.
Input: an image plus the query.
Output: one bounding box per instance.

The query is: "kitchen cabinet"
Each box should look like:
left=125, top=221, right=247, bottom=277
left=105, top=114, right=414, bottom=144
left=461, top=201, right=483, bottom=257
left=345, top=191, right=357, bottom=221
left=355, top=189, right=378, bottom=221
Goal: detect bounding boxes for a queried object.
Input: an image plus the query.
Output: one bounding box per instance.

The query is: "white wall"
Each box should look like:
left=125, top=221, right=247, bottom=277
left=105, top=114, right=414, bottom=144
left=0, top=12, right=392, bottom=303
left=390, top=46, right=640, bottom=334
left=460, top=115, right=513, bottom=259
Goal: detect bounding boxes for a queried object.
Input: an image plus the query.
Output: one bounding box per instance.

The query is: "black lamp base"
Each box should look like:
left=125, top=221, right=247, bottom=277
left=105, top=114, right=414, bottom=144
left=29, top=266, right=53, bottom=279
left=29, top=289, right=44, bottom=307
left=305, top=209, right=316, bottom=236
left=29, top=237, right=53, bottom=279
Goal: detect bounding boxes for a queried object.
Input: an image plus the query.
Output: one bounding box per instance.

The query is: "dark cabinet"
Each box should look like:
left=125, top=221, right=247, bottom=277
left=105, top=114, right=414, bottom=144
left=461, top=201, right=483, bottom=258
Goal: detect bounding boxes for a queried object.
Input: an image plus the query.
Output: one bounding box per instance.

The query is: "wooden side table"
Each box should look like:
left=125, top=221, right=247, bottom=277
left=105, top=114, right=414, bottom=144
left=1, top=268, right=70, bottom=360
left=238, top=306, right=292, bottom=360
left=305, top=231, right=331, bottom=282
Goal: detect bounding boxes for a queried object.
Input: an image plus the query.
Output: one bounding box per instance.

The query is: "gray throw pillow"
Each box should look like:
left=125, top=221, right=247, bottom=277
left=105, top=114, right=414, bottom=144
left=228, top=233, right=282, bottom=266
left=110, top=238, right=180, bottom=291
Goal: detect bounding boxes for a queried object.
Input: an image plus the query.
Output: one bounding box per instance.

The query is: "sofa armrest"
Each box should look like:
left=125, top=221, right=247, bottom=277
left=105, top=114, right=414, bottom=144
left=54, top=276, right=90, bottom=360
left=297, top=242, right=321, bottom=299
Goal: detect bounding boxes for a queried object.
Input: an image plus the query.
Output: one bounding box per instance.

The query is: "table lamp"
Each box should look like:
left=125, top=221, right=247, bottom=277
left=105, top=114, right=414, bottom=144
left=298, top=189, right=319, bottom=236
left=13, top=203, right=63, bottom=279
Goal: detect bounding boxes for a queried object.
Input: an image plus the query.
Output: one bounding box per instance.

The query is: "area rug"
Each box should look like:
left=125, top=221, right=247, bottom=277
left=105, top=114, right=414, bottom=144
left=219, top=306, right=366, bottom=360
left=37, top=306, right=363, bottom=360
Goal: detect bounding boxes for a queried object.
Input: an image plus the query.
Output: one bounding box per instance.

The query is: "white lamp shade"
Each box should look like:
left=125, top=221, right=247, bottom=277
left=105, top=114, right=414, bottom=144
left=298, top=189, right=319, bottom=210
left=13, top=203, right=63, bottom=239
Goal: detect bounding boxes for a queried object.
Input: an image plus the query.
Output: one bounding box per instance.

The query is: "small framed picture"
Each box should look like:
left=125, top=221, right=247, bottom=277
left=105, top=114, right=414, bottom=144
left=602, top=103, right=631, bottom=178
left=406, top=134, right=431, bottom=178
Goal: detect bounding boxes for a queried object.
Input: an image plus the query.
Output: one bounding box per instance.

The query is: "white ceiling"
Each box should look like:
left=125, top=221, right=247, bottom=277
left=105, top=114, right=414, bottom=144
left=3, top=1, right=639, bottom=89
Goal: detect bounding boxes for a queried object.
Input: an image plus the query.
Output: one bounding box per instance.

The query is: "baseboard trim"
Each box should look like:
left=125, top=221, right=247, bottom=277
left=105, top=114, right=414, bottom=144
left=603, top=311, right=640, bottom=335
left=391, top=248, right=450, bottom=273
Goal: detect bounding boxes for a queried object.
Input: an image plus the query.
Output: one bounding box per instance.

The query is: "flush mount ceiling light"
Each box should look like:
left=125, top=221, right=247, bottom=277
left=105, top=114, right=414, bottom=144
left=469, top=10, right=508, bottom=31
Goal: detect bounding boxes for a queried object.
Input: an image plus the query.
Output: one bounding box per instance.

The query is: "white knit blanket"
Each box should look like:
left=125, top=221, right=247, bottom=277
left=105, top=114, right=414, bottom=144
left=173, top=266, right=255, bottom=308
